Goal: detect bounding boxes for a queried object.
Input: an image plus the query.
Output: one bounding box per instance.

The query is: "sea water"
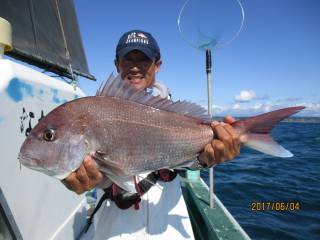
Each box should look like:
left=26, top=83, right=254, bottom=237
left=202, top=122, right=320, bottom=240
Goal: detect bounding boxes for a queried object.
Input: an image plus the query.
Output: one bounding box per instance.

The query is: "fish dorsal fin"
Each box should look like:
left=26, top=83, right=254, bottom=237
left=96, top=74, right=211, bottom=122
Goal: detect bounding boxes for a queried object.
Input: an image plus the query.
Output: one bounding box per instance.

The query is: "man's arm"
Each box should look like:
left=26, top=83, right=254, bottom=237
left=62, top=116, right=240, bottom=194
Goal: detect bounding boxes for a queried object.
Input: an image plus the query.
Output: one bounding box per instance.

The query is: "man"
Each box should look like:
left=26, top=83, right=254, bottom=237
left=63, top=30, right=240, bottom=239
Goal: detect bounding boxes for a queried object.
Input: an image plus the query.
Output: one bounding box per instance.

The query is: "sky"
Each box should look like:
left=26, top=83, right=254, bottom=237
left=73, top=0, right=320, bottom=117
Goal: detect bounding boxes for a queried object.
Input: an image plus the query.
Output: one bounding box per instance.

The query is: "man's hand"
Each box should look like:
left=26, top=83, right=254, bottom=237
left=198, top=116, right=240, bottom=167
left=62, top=156, right=103, bottom=194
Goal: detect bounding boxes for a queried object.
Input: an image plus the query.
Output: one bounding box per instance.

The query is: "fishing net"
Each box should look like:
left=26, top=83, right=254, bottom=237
left=178, top=0, right=244, bottom=51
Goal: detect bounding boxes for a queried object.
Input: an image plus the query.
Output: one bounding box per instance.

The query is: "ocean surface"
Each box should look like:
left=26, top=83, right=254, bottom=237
left=201, top=122, right=320, bottom=240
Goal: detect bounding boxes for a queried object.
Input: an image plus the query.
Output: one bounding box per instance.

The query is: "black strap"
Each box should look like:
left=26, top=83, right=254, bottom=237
left=84, top=170, right=177, bottom=232
left=84, top=190, right=110, bottom=233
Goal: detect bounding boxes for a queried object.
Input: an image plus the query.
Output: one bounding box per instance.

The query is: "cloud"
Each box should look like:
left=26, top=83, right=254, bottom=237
left=209, top=102, right=319, bottom=117
left=276, top=97, right=303, bottom=103
left=234, top=90, right=256, bottom=102
left=303, top=102, right=320, bottom=110
left=296, top=102, right=320, bottom=117
left=210, top=102, right=274, bottom=117
left=256, top=94, right=270, bottom=100
left=199, top=97, right=319, bottom=117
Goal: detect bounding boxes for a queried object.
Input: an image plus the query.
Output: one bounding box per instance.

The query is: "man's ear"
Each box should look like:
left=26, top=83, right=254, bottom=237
left=114, top=59, right=120, bottom=73
left=155, top=60, right=162, bottom=74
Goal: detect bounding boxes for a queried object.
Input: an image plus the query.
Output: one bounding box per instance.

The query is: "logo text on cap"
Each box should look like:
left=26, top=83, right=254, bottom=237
left=126, top=32, right=149, bottom=45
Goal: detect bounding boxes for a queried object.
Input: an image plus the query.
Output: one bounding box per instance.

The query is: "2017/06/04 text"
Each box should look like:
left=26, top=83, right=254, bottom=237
left=251, top=202, right=300, bottom=212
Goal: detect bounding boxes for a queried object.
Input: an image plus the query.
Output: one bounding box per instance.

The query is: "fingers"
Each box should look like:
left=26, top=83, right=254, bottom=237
left=62, top=156, right=103, bottom=195
left=198, top=144, right=215, bottom=167
left=223, top=116, right=241, bottom=152
left=198, top=119, right=241, bottom=167
left=222, top=123, right=241, bottom=156
left=212, top=122, right=233, bottom=160
left=83, top=156, right=103, bottom=184
left=212, top=121, right=240, bottom=159
left=198, top=140, right=225, bottom=167
left=223, top=115, right=236, bottom=124
left=211, top=139, right=225, bottom=163
left=76, top=164, right=90, bottom=188
left=62, top=172, right=81, bottom=193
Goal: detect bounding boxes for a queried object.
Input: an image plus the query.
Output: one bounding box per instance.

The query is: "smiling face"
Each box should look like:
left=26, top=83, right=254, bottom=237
left=115, top=50, right=162, bottom=90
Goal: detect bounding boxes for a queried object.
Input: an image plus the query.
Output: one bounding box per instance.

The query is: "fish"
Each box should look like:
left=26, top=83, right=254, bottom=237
left=18, top=74, right=305, bottom=192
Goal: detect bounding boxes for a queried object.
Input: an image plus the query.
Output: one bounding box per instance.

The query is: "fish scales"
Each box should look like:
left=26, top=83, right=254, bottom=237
left=83, top=97, right=213, bottom=175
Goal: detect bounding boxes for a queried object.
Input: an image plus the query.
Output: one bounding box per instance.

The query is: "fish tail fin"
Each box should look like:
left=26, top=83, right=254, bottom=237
left=232, top=106, right=305, bottom=158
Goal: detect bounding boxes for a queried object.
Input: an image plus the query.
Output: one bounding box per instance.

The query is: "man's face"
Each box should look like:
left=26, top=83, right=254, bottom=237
left=115, top=50, right=162, bottom=90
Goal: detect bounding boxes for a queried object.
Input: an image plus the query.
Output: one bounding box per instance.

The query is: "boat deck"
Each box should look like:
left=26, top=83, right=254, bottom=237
left=181, top=175, right=250, bottom=240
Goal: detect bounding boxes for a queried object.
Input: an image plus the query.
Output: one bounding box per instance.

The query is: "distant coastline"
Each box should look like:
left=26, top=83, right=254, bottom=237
left=214, top=116, right=320, bottom=123
left=281, top=117, right=320, bottom=123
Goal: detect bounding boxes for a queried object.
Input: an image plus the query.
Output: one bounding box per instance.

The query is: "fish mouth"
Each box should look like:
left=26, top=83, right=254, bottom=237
left=18, top=154, right=71, bottom=179
left=18, top=154, right=50, bottom=173
left=18, top=154, right=42, bottom=168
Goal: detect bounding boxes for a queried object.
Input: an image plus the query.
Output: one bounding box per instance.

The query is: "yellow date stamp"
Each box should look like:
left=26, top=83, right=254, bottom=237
left=251, top=201, right=300, bottom=211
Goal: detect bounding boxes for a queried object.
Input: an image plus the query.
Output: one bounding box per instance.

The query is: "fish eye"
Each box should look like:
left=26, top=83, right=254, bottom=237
left=43, top=128, right=55, bottom=142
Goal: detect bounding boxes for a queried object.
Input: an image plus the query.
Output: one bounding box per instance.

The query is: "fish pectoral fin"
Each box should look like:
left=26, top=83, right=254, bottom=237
left=91, top=151, right=136, bottom=193
left=92, top=151, right=124, bottom=176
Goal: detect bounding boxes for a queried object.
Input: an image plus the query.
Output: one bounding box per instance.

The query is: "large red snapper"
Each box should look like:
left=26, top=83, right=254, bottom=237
left=18, top=75, right=305, bottom=190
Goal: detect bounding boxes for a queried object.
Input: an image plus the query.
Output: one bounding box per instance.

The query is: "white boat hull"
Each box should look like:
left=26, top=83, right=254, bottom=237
left=0, top=59, right=88, bottom=240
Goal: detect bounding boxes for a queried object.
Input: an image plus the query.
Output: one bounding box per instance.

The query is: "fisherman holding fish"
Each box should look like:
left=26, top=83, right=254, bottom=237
left=64, top=30, right=240, bottom=240
left=19, top=29, right=303, bottom=239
